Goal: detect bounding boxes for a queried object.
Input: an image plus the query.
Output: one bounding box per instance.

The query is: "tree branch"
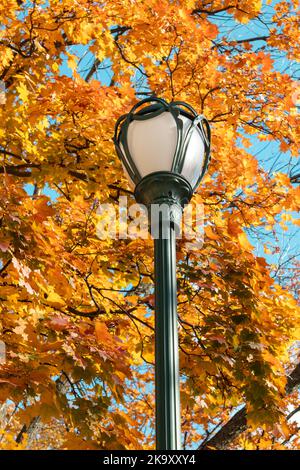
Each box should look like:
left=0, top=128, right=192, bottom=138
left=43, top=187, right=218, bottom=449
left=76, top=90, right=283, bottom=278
left=199, top=362, right=300, bottom=449
left=192, top=6, right=235, bottom=16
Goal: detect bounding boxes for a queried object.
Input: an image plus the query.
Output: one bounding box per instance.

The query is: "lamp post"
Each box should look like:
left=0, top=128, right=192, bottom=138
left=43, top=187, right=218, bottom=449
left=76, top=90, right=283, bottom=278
left=114, top=97, right=211, bottom=450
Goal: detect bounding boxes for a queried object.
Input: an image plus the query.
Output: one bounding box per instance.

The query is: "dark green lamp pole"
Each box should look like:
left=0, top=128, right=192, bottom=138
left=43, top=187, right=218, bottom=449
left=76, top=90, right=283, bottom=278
left=114, top=97, right=211, bottom=450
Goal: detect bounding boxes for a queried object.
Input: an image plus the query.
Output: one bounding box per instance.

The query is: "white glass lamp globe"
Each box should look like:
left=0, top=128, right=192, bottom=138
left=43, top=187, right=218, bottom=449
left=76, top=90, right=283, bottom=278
left=115, top=97, right=210, bottom=192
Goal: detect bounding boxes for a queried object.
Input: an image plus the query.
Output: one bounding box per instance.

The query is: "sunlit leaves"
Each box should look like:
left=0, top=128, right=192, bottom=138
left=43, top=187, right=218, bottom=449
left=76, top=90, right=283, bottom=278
left=0, top=0, right=299, bottom=451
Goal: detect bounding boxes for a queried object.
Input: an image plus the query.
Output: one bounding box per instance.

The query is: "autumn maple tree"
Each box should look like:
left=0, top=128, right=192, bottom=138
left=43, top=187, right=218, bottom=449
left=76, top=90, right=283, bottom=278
left=0, top=0, right=299, bottom=450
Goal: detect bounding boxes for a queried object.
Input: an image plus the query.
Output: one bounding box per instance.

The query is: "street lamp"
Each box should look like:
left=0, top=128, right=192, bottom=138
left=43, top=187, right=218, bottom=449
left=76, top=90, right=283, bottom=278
left=114, top=96, right=211, bottom=450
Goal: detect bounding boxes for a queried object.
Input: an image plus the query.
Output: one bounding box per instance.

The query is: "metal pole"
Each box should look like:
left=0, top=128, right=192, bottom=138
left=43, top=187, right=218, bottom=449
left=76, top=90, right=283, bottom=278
left=134, top=171, right=191, bottom=451
left=154, top=216, right=181, bottom=450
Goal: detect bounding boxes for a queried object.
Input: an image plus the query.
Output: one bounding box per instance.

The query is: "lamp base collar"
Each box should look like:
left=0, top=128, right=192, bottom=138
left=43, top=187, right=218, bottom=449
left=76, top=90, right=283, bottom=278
left=134, top=172, right=193, bottom=235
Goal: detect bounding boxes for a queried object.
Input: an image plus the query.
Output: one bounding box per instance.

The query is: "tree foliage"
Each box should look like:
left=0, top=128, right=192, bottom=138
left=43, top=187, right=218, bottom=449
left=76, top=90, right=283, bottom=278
left=0, top=0, right=299, bottom=450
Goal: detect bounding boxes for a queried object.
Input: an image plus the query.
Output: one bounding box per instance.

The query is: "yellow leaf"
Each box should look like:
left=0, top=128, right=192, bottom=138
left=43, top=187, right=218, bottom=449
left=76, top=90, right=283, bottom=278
left=52, top=62, right=59, bottom=72
left=67, top=54, right=78, bottom=72
left=16, top=82, right=29, bottom=103
left=238, top=232, right=253, bottom=251
left=95, top=321, right=111, bottom=343
left=46, top=291, right=65, bottom=308
left=233, top=335, right=239, bottom=350
left=205, top=225, right=219, bottom=240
